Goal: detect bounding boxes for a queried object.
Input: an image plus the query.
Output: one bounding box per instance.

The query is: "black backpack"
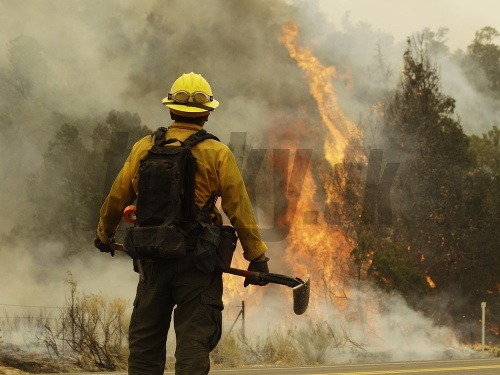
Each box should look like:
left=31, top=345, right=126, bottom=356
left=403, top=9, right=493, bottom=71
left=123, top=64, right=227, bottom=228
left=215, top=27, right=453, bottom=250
left=123, top=127, right=220, bottom=260
left=136, top=127, right=219, bottom=227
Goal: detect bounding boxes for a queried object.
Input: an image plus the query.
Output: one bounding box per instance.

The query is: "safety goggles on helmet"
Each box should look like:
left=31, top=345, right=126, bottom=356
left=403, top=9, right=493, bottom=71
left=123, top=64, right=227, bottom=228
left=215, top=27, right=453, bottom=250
left=168, top=90, right=213, bottom=105
left=163, top=73, right=220, bottom=113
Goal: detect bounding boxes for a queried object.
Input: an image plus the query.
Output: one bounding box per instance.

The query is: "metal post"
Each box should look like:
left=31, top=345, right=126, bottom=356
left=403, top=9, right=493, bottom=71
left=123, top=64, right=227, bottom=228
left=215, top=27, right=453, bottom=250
left=227, top=300, right=246, bottom=340
left=241, top=301, right=246, bottom=342
left=481, top=302, right=486, bottom=355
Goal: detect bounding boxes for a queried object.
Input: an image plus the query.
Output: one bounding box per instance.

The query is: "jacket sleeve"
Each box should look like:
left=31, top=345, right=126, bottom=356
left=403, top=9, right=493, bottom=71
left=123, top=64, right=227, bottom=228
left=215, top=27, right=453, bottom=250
left=218, top=148, right=268, bottom=261
left=96, top=136, right=149, bottom=243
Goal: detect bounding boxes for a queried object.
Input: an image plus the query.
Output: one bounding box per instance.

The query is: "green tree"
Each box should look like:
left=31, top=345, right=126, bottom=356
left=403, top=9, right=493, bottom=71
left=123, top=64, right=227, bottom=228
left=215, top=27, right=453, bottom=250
left=0, top=36, right=54, bottom=142
left=376, top=38, right=500, bottom=332
left=105, top=109, right=150, bottom=141
left=100, top=110, right=150, bottom=201
left=26, top=124, right=102, bottom=250
left=470, top=125, right=500, bottom=176
left=0, top=35, right=52, bottom=100
left=369, top=240, right=429, bottom=297
left=18, top=110, right=150, bottom=252
left=467, top=126, right=500, bottom=294
left=382, top=37, right=475, bottom=296
left=420, top=27, right=451, bottom=58
left=464, top=26, right=500, bottom=95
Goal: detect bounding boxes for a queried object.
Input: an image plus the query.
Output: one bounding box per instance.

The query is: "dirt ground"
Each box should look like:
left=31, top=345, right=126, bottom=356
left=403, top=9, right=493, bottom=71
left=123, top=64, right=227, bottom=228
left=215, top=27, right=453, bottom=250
left=0, top=366, right=26, bottom=375
left=0, top=351, right=76, bottom=374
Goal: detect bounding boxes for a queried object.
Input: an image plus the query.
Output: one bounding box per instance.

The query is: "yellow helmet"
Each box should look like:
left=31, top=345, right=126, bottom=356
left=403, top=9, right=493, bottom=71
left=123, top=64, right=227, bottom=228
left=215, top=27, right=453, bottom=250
left=162, top=72, right=219, bottom=117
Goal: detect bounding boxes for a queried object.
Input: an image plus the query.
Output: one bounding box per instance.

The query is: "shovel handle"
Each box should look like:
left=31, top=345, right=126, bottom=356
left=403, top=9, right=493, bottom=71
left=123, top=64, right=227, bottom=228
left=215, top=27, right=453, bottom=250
left=225, top=267, right=302, bottom=288
left=109, top=248, right=303, bottom=289
left=225, top=267, right=252, bottom=277
left=110, top=243, right=125, bottom=252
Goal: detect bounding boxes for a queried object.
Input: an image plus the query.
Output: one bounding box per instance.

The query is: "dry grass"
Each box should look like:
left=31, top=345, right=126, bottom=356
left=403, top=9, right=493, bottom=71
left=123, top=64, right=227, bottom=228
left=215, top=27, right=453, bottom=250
left=0, top=366, right=26, bottom=375
left=0, top=351, right=76, bottom=373
left=2, top=281, right=494, bottom=373
left=0, top=273, right=129, bottom=372
left=211, top=334, right=245, bottom=368
left=211, top=321, right=347, bottom=368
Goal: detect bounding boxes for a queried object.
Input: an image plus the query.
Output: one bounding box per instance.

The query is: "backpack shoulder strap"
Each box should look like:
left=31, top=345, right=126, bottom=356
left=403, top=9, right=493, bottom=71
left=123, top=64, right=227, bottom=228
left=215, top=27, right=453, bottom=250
left=152, top=127, right=168, bottom=146
left=183, top=129, right=220, bottom=147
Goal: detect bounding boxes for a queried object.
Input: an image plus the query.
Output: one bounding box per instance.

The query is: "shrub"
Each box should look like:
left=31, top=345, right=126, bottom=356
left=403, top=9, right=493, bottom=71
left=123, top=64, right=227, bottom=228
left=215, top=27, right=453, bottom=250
left=35, top=272, right=129, bottom=371
left=211, top=333, right=245, bottom=368
left=294, top=320, right=339, bottom=364
left=242, top=327, right=301, bottom=366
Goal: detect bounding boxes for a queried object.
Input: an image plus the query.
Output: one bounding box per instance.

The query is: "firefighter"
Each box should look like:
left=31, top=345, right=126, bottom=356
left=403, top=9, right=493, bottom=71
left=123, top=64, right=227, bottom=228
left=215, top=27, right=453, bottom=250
left=94, top=72, right=269, bottom=375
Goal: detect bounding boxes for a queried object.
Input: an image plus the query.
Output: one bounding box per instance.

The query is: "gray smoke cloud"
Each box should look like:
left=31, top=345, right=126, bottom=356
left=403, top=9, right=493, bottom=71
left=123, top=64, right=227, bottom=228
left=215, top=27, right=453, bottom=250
left=0, top=0, right=490, bottom=364
left=438, top=56, right=500, bottom=134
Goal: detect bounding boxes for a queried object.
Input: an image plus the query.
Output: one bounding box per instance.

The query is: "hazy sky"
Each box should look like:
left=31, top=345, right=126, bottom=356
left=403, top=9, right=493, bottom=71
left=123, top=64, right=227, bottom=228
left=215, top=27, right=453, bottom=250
left=316, top=0, right=500, bottom=51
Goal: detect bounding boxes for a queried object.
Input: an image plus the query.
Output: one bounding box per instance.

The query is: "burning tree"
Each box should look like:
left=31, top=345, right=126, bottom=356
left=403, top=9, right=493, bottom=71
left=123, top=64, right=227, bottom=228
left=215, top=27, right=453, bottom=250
left=277, top=22, right=367, bottom=311
left=373, top=36, right=500, bottom=335
left=276, top=24, right=499, bottom=345
left=368, top=36, right=474, bottom=297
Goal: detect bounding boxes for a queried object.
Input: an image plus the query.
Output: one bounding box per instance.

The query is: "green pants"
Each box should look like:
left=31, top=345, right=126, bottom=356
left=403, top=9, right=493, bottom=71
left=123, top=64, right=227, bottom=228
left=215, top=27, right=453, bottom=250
left=128, top=256, right=223, bottom=375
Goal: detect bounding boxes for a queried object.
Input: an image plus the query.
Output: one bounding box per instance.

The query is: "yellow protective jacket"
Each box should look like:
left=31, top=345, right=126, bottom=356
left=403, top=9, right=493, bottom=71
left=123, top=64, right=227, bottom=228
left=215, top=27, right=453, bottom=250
left=97, top=122, right=267, bottom=261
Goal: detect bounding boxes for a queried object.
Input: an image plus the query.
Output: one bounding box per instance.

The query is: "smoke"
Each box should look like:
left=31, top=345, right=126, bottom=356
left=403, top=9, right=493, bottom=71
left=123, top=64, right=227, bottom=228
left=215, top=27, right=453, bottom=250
left=334, top=288, right=472, bottom=362
left=438, top=56, right=500, bottom=134
left=0, top=242, right=136, bottom=309
left=228, top=284, right=474, bottom=364
left=0, top=0, right=492, bottom=363
left=0, top=240, right=137, bottom=349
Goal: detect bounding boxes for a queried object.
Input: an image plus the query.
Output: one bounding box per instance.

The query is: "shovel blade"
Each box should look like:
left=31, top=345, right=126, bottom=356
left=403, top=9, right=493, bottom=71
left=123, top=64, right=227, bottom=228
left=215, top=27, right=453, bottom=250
left=292, top=275, right=310, bottom=315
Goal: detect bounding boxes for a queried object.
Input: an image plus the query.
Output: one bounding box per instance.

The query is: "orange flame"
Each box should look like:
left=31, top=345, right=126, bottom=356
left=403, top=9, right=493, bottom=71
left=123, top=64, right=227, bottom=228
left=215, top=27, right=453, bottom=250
left=281, top=23, right=364, bottom=159
left=222, top=22, right=368, bottom=317
left=492, top=325, right=499, bottom=336
left=281, top=22, right=365, bottom=208
left=426, top=275, right=436, bottom=289
left=278, top=22, right=367, bottom=310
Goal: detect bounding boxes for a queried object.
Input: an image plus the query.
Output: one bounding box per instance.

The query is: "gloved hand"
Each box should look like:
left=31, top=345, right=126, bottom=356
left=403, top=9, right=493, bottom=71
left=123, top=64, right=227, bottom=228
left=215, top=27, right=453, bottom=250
left=244, top=254, right=270, bottom=287
left=94, top=236, right=116, bottom=257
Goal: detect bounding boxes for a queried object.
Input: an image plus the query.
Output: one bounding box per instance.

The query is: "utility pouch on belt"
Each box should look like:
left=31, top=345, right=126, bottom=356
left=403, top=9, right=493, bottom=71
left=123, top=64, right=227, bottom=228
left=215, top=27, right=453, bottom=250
left=215, top=225, right=238, bottom=271
left=123, top=224, right=186, bottom=259
left=193, top=224, right=221, bottom=273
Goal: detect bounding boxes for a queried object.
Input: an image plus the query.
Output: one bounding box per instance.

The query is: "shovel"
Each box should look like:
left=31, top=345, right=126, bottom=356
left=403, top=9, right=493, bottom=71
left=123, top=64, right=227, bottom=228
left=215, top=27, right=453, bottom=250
left=224, top=267, right=310, bottom=315
left=109, top=242, right=310, bottom=315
